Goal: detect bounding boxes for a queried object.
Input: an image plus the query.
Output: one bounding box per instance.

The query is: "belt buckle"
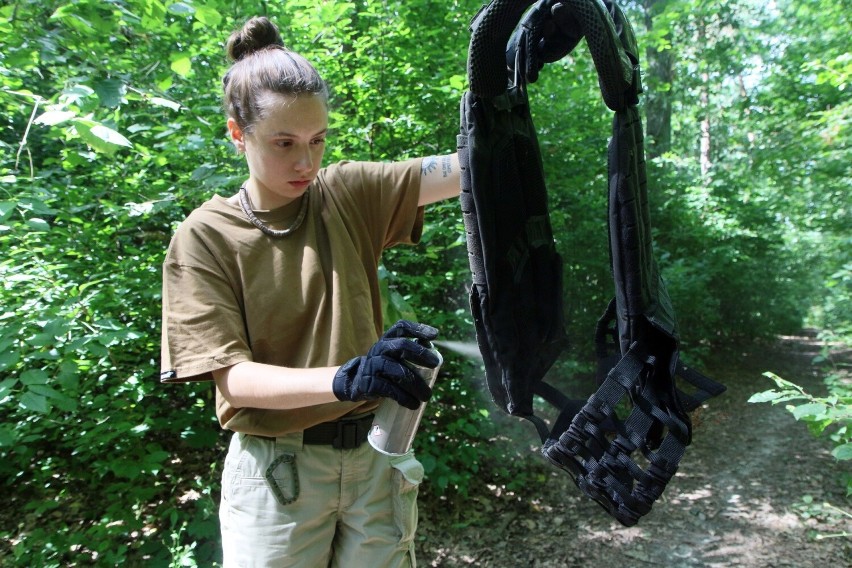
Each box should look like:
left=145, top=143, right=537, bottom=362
left=332, top=420, right=360, bottom=450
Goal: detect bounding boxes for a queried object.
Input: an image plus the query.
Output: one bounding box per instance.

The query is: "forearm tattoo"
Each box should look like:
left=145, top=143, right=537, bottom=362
left=421, top=156, right=438, bottom=176
left=422, top=155, right=453, bottom=178
left=441, top=155, right=453, bottom=178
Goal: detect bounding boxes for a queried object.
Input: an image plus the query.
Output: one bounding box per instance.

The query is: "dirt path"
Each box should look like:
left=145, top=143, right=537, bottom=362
left=415, top=333, right=851, bottom=567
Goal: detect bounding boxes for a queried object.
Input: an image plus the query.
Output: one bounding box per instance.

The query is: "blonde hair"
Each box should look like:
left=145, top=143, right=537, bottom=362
left=222, top=17, right=328, bottom=134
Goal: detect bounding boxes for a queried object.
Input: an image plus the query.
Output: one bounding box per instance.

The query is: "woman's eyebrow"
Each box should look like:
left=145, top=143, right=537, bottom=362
left=270, top=128, right=328, bottom=137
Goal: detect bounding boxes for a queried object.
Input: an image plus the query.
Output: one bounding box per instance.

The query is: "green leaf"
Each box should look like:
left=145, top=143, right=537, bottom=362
left=448, top=74, right=467, bottom=91
left=193, top=5, right=222, bottom=27
left=90, top=124, right=132, bottom=147
left=35, top=110, right=76, bottom=126
left=26, top=218, right=51, bottom=232
left=94, top=79, right=126, bottom=108
left=806, top=419, right=833, bottom=436
left=0, top=426, right=16, bottom=447
left=149, top=96, right=181, bottom=111
left=144, top=450, right=171, bottom=465
left=0, top=378, right=18, bottom=399
left=29, top=384, right=62, bottom=399
left=20, top=369, right=50, bottom=386
left=29, top=385, right=78, bottom=412
left=50, top=4, right=90, bottom=29
left=111, top=460, right=143, bottom=480
left=75, top=119, right=132, bottom=154
left=20, top=391, right=50, bottom=413
left=0, top=201, right=14, bottom=220
left=748, top=390, right=783, bottom=403
left=139, top=0, right=167, bottom=29
left=60, top=85, right=95, bottom=106
left=157, top=75, right=174, bottom=91
left=419, top=453, right=437, bottom=474
left=167, top=2, right=195, bottom=15
left=190, top=164, right=216, bottom=180
left=831, top=443, right=852, bottom=461
left=789, top=402, right=829, bottom=421
left=170, top=54, right=192, bottom=77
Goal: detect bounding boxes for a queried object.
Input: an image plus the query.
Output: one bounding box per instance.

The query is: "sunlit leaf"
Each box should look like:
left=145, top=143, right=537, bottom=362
left=90, top=124, right=132, bottom=147
left=74, top=119, right=133, bottom=154
left=139, top=0, right=167, bottom=30
left=170, top=54, right=192, bottom=77
left=26, top=218, right=51, bottom=232
left=157, top=75, right=174, bottom=91
left=149, top=96, right=181, bottom=111
left=167, top=2, right=195, bottom=15
left=448, top=74, right=467, bottom=91
left=35, top=110, right=76, bottom=126
left=60, top=85, right=95, bottom=106
left=748, top=391, right=783, bottom=403
left=194, top=5, right=222, bottom=27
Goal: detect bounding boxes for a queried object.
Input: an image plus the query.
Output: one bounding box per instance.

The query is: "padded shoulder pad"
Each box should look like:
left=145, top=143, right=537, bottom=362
left=458, top=87, right=568, bottom=418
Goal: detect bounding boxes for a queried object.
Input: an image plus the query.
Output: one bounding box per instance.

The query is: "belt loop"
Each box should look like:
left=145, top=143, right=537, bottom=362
left=334, top=421, right=359, bottom=450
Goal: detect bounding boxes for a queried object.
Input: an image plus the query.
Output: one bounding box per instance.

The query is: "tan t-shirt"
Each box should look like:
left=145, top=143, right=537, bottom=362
left=161, top=158, right=424, bottom=436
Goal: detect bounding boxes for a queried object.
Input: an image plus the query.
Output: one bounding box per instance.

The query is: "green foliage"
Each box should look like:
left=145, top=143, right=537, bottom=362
left=749, top=371, right=852, bottom=496
left=1, top=0, right=484, bottom=563
left=2, top=1, right=235, bottom=563
left=0, top=0, right=849, bottom=563
left=792, top=497, right=852, bottom=541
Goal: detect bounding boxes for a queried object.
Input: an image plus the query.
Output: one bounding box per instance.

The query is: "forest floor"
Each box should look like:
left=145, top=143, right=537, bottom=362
left=414, top=331, right=852, bottom=567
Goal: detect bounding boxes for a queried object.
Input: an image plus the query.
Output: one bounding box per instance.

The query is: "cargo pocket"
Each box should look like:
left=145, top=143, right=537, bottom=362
left=265, top=451, right=300, bottom=507
left=389, top=452, right=424, bottom=545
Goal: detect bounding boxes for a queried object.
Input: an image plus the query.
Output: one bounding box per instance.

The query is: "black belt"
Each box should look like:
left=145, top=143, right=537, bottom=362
left=304, top=414, right=374, bottom=449
left=254, top=414, right=375, bottom=450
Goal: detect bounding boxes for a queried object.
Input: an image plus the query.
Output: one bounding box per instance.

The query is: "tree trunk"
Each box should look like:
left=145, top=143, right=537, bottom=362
left=699, top=75, right=712, bottom=177
left=697, top=22, right=712, bottom=177
left=642, top=0, right=674, bottom=159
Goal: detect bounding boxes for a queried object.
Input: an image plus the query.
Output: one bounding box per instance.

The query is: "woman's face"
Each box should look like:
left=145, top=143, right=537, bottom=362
left=229, top=92, right=328, bottom=210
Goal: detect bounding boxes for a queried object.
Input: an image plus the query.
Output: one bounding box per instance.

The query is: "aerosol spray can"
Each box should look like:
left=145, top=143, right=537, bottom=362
left=368, top=340, right=443, bottom=456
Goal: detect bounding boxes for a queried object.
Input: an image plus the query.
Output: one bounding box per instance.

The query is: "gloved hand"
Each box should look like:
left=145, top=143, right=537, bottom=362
left=506, top=0, right=584, bottom=84
left=332, top=320, right=440, bottom=410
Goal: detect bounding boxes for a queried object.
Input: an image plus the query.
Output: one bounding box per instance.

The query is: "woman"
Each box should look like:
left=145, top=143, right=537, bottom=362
left=160, top=16, right=461, bottom=567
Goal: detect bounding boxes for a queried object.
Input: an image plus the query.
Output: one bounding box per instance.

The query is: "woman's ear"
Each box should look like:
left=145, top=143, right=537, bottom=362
left=227, top=118, right=246, bottom=153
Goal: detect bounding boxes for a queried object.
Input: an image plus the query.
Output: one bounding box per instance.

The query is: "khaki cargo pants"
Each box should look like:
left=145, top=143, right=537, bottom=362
left=219, top=430, right=424, bottom=567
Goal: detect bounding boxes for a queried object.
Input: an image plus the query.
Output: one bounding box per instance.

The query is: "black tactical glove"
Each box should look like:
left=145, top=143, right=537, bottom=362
left=507, top=0, right=584, bottom=84
left=332, top=320, right=440, bottom=410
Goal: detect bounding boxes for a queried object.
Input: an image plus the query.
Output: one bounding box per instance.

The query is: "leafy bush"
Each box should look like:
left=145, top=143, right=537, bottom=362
left=749, top=371, right=852, bottom=496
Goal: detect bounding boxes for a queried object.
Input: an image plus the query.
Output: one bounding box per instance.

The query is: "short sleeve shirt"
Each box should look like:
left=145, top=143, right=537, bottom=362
left=161, top=158, right=424, bottom=436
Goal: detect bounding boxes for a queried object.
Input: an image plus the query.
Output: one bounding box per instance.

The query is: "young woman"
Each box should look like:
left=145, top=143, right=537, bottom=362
left=160, top=16, right=461, bottom=567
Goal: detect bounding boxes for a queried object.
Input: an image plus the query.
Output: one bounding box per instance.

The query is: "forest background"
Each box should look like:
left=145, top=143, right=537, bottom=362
left=1, top=0, right=848, bottom=565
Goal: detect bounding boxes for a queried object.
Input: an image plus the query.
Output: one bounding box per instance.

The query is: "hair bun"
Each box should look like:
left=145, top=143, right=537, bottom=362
left=227, top=16, right=284, bottom=62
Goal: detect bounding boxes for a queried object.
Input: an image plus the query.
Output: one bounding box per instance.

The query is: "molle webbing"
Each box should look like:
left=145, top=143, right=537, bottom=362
left=458, top=0, right=726, bottom=527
